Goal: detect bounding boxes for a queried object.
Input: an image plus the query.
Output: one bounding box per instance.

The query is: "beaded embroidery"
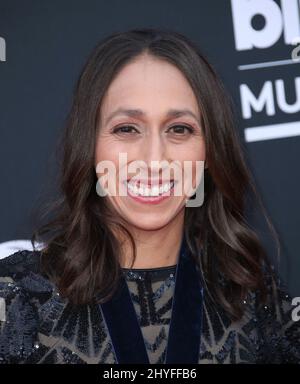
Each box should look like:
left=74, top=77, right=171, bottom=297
left=0, top=250, right=299, bottom=364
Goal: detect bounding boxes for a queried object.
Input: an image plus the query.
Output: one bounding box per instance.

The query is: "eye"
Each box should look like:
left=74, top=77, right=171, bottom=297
left=112, top=125, right=140, bottom=135
left=112, top=124, right=195, bottom=136
left=167, top=125, right=195, bottom=135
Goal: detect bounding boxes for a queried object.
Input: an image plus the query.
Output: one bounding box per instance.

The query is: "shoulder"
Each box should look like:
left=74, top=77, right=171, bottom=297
left=259, top=264, right=293, bottom=310
left=252, top=264, right=300, bottom=363
left=252, top=263, right=294, bottom=319
left=0, top=249, right=55, bottom=301
left=0, top=250, right=57, bottom=363
left=0, top=249, right=41, bottom=278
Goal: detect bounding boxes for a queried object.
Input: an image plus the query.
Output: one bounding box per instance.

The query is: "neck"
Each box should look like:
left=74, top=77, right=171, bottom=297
left=118, top=209, right=185, bottom=269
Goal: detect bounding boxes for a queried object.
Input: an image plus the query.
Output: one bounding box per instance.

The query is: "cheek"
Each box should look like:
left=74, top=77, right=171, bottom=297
left=170, top=139, right=206, bottom=163
left=94, top=139, right=136, bottom=192
left=190, top=141, right=206, bottom=184
left=94, top=137, right=121, bottom=165
left=189, top=138, right=206, bottom=161
left=173, top=140, right=205, bottom=192
left=94, top=140, right=119, bottom=191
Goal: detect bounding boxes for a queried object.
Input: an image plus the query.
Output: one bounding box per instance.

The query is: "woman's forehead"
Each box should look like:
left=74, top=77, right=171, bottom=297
left=105, top=57, right=195, bottom=96
left=100, top=58, right=200, bottom=121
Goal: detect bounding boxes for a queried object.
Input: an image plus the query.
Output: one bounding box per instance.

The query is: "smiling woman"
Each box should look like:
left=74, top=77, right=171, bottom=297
left=0, top=28, right=299, bottom=364
left=94, top=52, right=205, bottom=252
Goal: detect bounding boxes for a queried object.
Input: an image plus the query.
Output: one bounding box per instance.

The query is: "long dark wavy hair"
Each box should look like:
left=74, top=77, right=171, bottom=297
left=31, top=27, right=280, bottom=320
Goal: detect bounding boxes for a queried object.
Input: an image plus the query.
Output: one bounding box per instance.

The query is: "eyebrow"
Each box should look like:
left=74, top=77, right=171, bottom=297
left=104, top=107, right=200, bottom=125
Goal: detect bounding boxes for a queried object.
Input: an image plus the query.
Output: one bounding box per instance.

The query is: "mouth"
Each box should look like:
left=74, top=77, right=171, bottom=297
left=124, top=179, right=176, bottom=200
left=125, top=179, right=175, bottom=197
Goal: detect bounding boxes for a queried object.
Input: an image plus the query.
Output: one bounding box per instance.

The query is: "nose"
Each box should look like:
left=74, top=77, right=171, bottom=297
left=140, top=130, right=169, bottom=179
left=144, top=130, right=165, bottom=161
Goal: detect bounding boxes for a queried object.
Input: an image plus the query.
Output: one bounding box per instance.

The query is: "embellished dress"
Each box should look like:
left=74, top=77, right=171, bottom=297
left=0, top=249, right=299, bottom=364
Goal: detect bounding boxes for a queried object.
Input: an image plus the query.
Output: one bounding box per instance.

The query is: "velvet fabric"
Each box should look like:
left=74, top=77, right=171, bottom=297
left=100, top=236, right=204, bottom=363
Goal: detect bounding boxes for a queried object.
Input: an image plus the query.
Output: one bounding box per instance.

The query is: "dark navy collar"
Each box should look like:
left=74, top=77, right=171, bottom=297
left=99, top=235, right=204, bottom=364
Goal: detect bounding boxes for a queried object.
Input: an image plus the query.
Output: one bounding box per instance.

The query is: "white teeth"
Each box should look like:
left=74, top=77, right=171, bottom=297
left=126, top=181, right=174, bottom=197
left=163, top=183, right=170, bottom=192
left=151, top=186, right=160, bottom=196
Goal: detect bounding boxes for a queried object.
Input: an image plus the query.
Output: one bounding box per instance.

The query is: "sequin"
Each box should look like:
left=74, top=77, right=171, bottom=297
left=0, top=249, right=299, bottom=364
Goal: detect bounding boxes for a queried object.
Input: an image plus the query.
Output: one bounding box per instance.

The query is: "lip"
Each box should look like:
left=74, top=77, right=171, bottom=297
left=126, top=178, right=174, bottom=187
left=124, top=180, right=176, bottom=205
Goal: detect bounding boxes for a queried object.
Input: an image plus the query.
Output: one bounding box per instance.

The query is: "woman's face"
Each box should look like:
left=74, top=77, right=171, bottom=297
left=95, top=54, right=205, bottom=231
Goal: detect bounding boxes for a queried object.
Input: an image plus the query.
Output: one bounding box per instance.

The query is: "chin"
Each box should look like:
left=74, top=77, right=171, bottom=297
left=121, top=207, right=183, bottom=232
left=129, top=218, right=171, bottom=231
left=107, top=197, right=185, bottom=231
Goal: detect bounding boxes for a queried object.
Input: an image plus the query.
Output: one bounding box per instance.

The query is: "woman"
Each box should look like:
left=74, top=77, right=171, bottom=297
left=0, top=28, right=299, bottom=364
